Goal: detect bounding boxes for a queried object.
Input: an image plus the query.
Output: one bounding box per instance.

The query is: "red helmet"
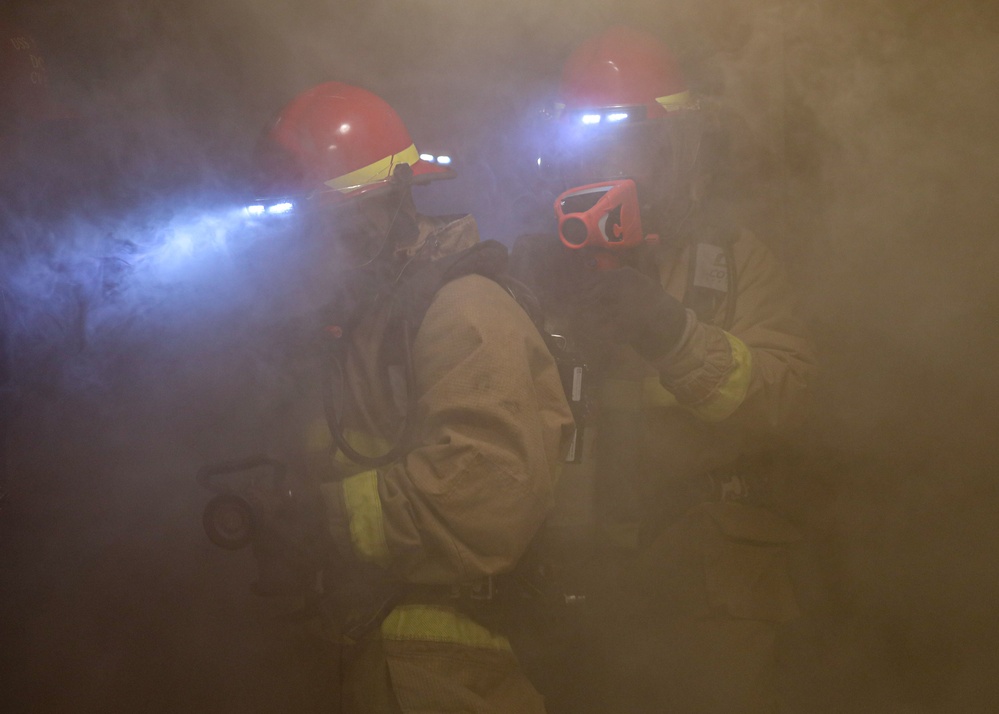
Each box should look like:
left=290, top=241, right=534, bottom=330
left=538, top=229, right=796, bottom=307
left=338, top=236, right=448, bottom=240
left=254, top=82, right=452, bottom=206
left=552, top=28, right=710, bottom=238
left=558, top=26, right=697, bottom=122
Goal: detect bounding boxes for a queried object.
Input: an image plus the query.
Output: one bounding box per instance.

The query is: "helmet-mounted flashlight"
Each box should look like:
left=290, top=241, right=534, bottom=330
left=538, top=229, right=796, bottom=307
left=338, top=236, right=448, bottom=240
left=571, top=106, right=646, bottom=126
left=244, top=199, right=296, bottom=218
left=554, top=179, right=658, bottom=268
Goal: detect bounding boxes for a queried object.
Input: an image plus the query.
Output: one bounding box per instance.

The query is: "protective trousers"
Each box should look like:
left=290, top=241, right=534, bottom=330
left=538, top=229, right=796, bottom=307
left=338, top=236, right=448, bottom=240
left=604, top=501, right=799, bottom=714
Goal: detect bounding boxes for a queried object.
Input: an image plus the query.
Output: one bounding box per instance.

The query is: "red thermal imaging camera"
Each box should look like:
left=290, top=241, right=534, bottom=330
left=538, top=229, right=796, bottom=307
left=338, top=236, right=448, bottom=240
left=554, top=179, right=658, bottom=269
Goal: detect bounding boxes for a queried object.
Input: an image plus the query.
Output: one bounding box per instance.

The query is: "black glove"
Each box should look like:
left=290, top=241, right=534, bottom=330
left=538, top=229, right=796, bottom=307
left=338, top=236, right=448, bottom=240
left=574, top=267, right=688, bottom=360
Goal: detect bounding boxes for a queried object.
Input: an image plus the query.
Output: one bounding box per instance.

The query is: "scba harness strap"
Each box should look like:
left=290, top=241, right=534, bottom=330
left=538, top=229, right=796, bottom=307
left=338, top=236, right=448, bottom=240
left=321, top=238, right=549, bottom=470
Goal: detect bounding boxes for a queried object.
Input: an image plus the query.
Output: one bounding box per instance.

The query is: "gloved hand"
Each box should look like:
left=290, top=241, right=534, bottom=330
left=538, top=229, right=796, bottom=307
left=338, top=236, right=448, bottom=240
left=574, top=266, right=689, bottom=360
left=245, top=468, right=336, bottom=598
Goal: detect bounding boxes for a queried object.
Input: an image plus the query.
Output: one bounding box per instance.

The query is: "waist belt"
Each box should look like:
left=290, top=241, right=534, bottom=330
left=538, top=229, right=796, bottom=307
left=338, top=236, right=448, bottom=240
left=339, top=576, right=508, bottom=646
left=635, top=467, right=774, bottom=546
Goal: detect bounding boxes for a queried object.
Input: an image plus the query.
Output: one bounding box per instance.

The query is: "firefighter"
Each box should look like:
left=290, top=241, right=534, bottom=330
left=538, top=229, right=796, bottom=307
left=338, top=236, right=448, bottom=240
left=250, top=82, right=574, bottom=713
left=512, top=27, right=816, bottom=713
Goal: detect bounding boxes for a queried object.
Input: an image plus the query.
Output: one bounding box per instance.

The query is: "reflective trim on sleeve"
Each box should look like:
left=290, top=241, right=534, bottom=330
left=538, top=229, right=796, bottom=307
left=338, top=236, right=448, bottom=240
left=341, top=469, right=391, bottom=566
left=324, top=143, right=421, bottom=193
left=686, top=332, right=753, bottom=423
left=381, top=604, right=513, bottom=651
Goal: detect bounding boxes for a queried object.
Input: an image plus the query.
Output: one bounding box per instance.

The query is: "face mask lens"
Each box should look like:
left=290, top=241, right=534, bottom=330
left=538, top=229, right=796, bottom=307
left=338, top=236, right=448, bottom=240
left=560, top=188, right=609, bottom=215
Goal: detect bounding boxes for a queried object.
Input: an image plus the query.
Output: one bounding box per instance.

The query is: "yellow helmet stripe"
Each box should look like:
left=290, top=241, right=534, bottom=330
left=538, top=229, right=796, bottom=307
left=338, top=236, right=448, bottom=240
left=655, top=90, right=697, bottom=112
left=324, top=143, right=422, bottom=193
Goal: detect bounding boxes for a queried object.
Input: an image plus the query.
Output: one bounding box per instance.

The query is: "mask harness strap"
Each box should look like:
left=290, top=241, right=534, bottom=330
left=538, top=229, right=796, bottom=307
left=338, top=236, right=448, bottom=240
left=321, top=318, right=417, bottom=470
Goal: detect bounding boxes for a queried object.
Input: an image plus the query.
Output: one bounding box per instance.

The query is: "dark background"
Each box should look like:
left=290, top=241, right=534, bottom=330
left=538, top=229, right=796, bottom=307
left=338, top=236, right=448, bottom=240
left=2, top=0, right=999, bottom=711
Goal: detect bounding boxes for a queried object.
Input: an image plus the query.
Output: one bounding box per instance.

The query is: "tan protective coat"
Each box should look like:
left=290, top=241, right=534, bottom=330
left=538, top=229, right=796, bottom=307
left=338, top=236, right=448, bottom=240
left=311, top=215, right=574, bottom=713
left=601, top=227, right=816, bottom=505
left=593, top=227, right=817, bottom=713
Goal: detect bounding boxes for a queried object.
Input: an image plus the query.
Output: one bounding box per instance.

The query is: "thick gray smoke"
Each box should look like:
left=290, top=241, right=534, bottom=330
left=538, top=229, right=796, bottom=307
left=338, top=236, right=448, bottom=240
left=2, top=0, right=998, bottom=711
left=781, top=3, right=999, bottom=709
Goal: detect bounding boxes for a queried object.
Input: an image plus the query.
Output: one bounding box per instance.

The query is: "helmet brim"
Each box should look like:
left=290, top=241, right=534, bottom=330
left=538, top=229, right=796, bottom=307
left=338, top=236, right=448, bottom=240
left=252, top=158, right=455, bottom=210
left=334, top=158, right=455, bottom=201
left=410, top=157, right=455, bottom=182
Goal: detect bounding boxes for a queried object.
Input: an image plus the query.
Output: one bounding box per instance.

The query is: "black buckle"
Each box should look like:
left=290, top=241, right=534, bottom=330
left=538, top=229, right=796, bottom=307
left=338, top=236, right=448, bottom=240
left=449, top=576, right=495, bottom=601
left=469, top=576, right=495, bottom=601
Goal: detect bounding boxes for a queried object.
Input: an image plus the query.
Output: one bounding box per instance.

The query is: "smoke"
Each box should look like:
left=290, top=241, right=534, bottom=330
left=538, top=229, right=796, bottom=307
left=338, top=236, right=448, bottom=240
left=774, top=2, right=999, bottom=709
left=2, top=0, right=999, bottom=711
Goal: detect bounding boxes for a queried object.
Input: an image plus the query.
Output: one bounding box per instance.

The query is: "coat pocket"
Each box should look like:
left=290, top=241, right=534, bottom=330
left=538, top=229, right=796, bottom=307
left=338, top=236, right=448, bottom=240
left=700, top=501, right=801, bottom=623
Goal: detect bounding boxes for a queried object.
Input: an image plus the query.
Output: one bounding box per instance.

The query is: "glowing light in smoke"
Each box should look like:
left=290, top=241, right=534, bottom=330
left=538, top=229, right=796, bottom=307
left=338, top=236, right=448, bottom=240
left=607, top=112, right=629, bottom=122
left=436, top=155, right=451, bottom=165
left=245, top=205, right=265, bottom=216
left=172, top=233, right=195, bottom=255
left=420, top=153, right=435, bottom=162
left=267, top=202, right=294, bottom=215
left=581, top=114, right=601, bottom=125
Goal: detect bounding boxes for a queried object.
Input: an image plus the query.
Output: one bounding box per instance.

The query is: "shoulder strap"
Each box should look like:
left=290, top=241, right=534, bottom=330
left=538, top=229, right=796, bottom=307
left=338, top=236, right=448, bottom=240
left=321, top=240, right=527, bottom=470
left=392, top=239, right=511, bottom=335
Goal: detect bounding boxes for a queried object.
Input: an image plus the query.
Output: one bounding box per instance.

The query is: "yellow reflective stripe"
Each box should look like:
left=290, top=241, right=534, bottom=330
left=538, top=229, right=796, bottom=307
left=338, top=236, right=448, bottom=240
left=324, top=143, right=421, bottom=193
left=687, top=332, right=753, bottom=422
left=341, top=469, right=391, bottom=566
left=381, top=604, right=513, bottom=651
left=655, top=90, right=697, bottom=112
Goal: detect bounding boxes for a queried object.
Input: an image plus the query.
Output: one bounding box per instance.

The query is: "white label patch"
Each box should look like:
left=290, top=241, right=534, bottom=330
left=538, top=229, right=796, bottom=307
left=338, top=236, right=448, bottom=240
left=693, top=243, right=729, bottom=292
left=571, top=366, right=584, bottom=402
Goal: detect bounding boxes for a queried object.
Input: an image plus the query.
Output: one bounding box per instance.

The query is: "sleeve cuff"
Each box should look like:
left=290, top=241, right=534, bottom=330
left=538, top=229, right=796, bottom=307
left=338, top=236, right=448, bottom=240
left=655, top=325, right=753, bottom=422
left=321, top=469, right=392, bottom=567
